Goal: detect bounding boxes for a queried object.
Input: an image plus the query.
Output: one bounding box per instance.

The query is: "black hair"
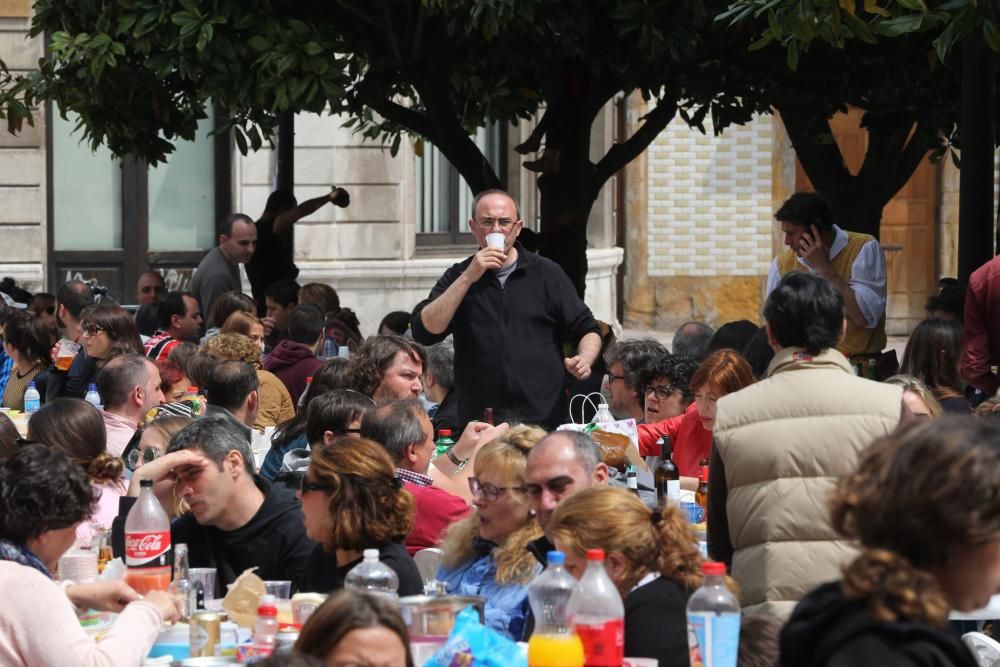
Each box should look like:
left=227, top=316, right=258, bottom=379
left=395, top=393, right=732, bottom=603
left=2, top=309, right=50, bottom=364
left=56, top=280, right=96, bottom=319
left=741, top=326, right=776, bottom=379
left=264, top=190, right=297, bottom=215
left=0, top=412, right=17, bottom=462
left=157, top=291, right=194, bottom=330
left=0, top=277, right=32, bottom=306
left=707, top=320, right=759, bottom=356
left=206, top=360, right=259, bottom=411
left=763, top=272, right=844, bottom=354
left=924, top=282, right=965, bottom=319
left=134, top=304, right=159, bottom=337
left=774, top=192, right=835, bottom=232
left=289, top=304, right=325, bottom=345
left=378, top=311, right=412, bottom=336
left=306, top=389, right=376, bottom=444
left=168, top=416, right=255, bottom=476
left=266, top=279, right=300, bottom=308
left=637, top=353, right=699, bottom=405
left=218, top=213, right=254, bottom=237
left=0, top=444, right=96, bottom=543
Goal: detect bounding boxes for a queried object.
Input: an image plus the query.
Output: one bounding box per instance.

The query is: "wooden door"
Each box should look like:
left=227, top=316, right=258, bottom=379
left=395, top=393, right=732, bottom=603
left=794, top=108, right=937, bottom=335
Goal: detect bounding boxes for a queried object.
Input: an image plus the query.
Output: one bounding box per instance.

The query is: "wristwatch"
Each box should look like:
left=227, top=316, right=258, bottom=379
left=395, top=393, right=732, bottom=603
left=446, top=447, right=469, bottom=472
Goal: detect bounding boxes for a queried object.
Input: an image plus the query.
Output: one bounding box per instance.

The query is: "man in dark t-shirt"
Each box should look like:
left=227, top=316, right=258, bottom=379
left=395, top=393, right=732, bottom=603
left=246, top=188, right=350, bottom=315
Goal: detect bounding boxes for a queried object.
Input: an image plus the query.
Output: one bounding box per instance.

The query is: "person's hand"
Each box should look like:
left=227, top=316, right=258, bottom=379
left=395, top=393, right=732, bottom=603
left=463, top=246, right=506, bottom=282
left=144, top=590, right=182, bottom=624
left=66, top=580, right=142, bottom=613
left=797, top=224, right=833, bottom=275
left=127, top=449, right=209, bottom=497
left=261, top=316, right=277, bottom=337
left=451, top=421, right=511, bottom=459
left=564, top=355, right=592, bottom=380
left=330, top=187, right=350, bottom=207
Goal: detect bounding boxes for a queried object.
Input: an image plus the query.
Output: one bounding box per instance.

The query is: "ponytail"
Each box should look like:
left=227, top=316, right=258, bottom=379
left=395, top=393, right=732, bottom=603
left=652, top=504, right=705, bottom=591
left=86, top=451, right=124, bottom=484
left=841, top=548, right=949, bottom=628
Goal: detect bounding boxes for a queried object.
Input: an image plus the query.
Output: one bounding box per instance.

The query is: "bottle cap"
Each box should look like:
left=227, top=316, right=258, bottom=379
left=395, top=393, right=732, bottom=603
left=139, top=479, right=153, bottom=487
left=258, top=593, right=278, bottom=615
left=187, top=386, right=198, bottom=392
left=27, top=381, right=35, bottom=388
left=439, top=429, right=453, bottom=436
left=305, top=377, right=312, bottom=383
left=598, top=402, right=609, bottom=410
left=546, top=551, right=565, bottom=565
left=88, top=383, right=97, bottom=390
left=703, top=561, right=726, bottom=576
left=586, top=548, right=605, bottom=561
left=363, top=548, right=380, bottom=560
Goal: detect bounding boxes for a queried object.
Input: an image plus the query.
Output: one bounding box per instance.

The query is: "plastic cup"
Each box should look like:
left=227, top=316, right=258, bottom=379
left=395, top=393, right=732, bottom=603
left=485, top=232, right=505, bottom=250
left=188, top=567, right=217, bottom=600
left=54, top=338, right=81, bottom=371
left=264, top=580, right=292, bottom=599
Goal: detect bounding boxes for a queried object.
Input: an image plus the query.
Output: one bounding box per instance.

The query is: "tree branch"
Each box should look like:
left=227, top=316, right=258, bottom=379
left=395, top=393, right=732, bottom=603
left=594, top=93, right=677, bottom=188
left=775, top=98, right=853, bottom=197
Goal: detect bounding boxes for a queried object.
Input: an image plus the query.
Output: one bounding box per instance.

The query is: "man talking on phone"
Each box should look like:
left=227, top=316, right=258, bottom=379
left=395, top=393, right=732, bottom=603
left=765, top=192, right=887, bottom=360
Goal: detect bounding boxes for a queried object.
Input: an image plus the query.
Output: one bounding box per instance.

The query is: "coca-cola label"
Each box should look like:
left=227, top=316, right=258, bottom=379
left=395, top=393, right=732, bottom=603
left=125, top=530, right=171, bottom=568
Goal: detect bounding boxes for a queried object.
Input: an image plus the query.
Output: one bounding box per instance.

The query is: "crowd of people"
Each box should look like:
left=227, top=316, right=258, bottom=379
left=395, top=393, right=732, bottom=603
left=0, top=187, right=998, bottom=667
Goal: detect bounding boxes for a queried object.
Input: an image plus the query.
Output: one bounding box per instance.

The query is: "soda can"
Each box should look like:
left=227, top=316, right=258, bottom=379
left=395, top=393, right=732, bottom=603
left=190, top=610, right=223, bottom=657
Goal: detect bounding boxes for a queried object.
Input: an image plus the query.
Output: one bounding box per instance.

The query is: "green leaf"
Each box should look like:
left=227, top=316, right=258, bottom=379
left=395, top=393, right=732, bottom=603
left=873, top=14, right=924, bottom=37
left=748, top=33, right=776, bottom=51
left=786, top=39, right=799, bottom=71
left=842, top=10, right=878, bottom=43
left=767, top=10, right=782, bottom=39
left=115, top=15, right=137, bottom=36
left=390, top=133, right=401, bottom=157
left=984, top=21, right=1000, bottom=52
left=894, top=0, right=927, bottom=11
left=233, top=126, right=248, bottom=154
left=304, top=42, right=323, bottom=56
left=249, top=36, right=272, bottom=52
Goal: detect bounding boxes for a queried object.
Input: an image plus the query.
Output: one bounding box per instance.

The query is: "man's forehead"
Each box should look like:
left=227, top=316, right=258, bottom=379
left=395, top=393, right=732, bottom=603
left=779, top=220, right=805, bottom=233
left=138, top=273, right=163, bottom=286
left=390, top=351, right=423, bottom=373
left=527, top=439, right=586, bottom=478
left=474, top=193, right=517, bottom=218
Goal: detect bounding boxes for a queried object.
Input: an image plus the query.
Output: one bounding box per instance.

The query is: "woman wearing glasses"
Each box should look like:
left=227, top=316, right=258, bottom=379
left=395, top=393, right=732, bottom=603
left=50, top=303, right=143, bottom=400
left=637, top=349, right=755, bottom=487
left=437, top=425, right=546, bottom=641
left=27, top=398, right=126, bottom=547
left=298, top=437, right=422, bottom=596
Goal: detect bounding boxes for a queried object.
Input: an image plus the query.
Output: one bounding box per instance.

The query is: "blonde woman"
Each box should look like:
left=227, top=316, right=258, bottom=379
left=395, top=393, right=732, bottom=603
left=885, top=374, right=942, bottom=422
left=437, top=425, right=546, bottom=641
left=548, top=486, right=706, bottom=667
left=221, top=311, right=266, bottom=353
left=205, top=332, right=294, bottom=430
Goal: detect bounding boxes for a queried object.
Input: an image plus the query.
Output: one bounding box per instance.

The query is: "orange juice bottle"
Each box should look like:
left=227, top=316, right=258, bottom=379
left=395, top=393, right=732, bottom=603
left=527, top=551, right=584, bottom=667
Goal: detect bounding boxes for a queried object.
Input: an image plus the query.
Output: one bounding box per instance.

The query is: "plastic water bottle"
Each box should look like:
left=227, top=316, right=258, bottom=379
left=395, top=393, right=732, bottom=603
left=84, top=383, right=102, bottom=408
left=687, top=561, right=741, bottom=667
left=568, top=549, right=624, bottom=667
left=124, top=478, right=172, bottom=594
left=253, top=594, right=279, bottom=656
left=434, top=429, right=456, bottom=457
left=528, top=551, right=584, bottom=667
left=344, top=549, right=399, bottom=601
left=593, top=402, right=614, bottom=424
left=23, top=381, right=40, bottom=414
left=321, top=337, right=336, bottom=359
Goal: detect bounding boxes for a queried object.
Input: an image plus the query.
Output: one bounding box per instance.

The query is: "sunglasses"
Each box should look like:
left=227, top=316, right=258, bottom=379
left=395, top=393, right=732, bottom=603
left=299, top=476, right=334, bottom=494
left=126, top=447, right=161, bottom=471
left=81, top=323, right=107, bottom=335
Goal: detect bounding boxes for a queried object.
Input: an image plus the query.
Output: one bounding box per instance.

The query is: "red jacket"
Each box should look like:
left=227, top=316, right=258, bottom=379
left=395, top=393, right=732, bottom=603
left=262, top=339, right=324, bottom=405
left=404, top=483, right=470, bottom=555
left=636, top=402, right=711, bottom=477
left=962, top=255, right=1000, bottom=395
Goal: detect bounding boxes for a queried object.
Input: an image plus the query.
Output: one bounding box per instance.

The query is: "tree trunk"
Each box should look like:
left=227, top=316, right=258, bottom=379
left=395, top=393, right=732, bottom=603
left=536, top=171, right=599, bottom=298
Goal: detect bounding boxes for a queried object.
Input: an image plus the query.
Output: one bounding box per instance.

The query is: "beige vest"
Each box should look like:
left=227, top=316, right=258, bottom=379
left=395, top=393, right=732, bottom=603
left=712, top=347, right=902, bottom=619
left=776, top=231, right=887, bottom=356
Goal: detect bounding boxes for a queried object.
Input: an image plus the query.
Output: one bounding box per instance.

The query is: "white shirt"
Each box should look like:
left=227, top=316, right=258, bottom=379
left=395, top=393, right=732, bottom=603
left=765, top=225, right=887, bottom=329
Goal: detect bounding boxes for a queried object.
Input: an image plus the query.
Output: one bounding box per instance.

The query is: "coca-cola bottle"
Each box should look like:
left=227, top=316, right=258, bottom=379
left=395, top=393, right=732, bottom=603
left=568, top=548, right=625, bottom=667
left=125, top=478, right=172, bottom=594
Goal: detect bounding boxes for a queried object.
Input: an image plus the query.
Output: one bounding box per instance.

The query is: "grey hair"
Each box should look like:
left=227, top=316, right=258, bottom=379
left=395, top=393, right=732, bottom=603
left=360, top=399, right=428, bottom=464
left=97, top=354, right=152, bottom=409
left=531, top=430, right=601, bottom=476
left=672, top=321, right=715, bottom=361
left=425, top=339, right=455, bottom=391
left=604, top=338, right=669, bottom=389
left=167, top=416, right=255, bottom=476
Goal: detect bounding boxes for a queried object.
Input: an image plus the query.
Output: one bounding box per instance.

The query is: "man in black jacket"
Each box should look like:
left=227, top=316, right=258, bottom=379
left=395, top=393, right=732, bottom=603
left=411, top=189, right=601, bottom=429
left=113, top=417, right=315, bottom=596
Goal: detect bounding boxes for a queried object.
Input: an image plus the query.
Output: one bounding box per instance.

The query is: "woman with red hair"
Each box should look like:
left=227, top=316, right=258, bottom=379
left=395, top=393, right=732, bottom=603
left=638, top=349, right=755, bottom=487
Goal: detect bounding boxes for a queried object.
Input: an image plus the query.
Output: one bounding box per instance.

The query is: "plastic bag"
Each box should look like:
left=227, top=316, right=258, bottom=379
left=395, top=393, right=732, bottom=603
left=425, top=606, right=527, bottom=667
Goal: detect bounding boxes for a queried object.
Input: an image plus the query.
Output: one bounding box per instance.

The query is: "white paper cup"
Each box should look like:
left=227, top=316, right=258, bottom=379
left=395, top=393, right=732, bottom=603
left=485, top=232, right=505, bottom=250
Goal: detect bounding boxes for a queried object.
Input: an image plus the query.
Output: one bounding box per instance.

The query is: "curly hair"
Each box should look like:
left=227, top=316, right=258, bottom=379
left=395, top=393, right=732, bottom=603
left=346, top=335, right=426, bottom=398
left=28, top=398, right=123, bottom=485
left=637, top=354, right=699, bottom=405
left=309, top=437, right=415, bottom=552
left=205, top=332, right=262, bottom=369
left=439, top=425, right=546, bottom=585
left=830, top=417, right=1000, bottom=627
left=295, top=590, right=413, bottom=667
left=78, top=304, right=143, bottom=359
left=548, top=486, right=704, bottom=596
left=0, top=444, right=96, bottom=543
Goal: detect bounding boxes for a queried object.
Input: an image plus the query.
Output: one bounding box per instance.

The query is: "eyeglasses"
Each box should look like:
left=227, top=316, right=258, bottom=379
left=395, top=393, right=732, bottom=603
left=645, top=384, right=677, bottom=400
left=33, top=306, right=55, bottom=316
left=468, top=477, right=517, bottom=502
left=474, top=217, right=516, bottom=229
left=299, top=476, right=334, bottom=495
left=126, top=447, right=161, bottom=471
left=607, top=374, right=626, bottom=384
left=81, top=323, right=107, bottom=335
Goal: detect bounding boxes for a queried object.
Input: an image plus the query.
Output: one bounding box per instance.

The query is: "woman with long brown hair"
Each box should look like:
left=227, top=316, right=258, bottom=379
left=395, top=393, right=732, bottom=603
left=899, top=318, right=969, bottom=414
left=297, top=437, right=421, bottom=596
left=548, top=486, right=705, bottom=666
left=437, top=425, right=546, bottom=641
left=778, top=417, right=999, bottom=667
left=51, top=303, right=143, bottom=400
